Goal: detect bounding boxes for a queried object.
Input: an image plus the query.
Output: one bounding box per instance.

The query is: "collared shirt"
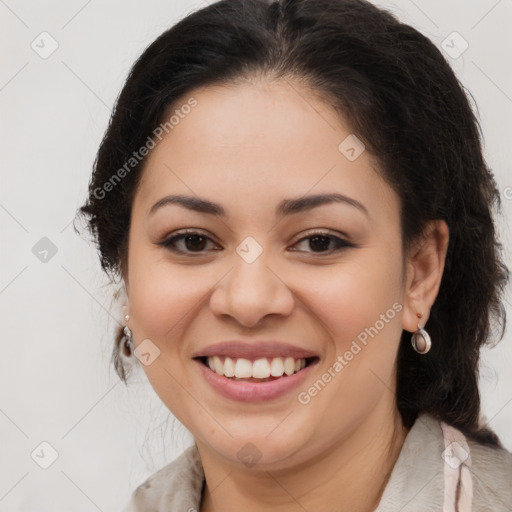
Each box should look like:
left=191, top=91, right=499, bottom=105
left=122, top=413, right=512, bottom=511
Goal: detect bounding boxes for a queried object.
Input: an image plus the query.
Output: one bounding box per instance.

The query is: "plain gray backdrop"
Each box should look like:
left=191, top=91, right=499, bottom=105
left=1, top=0, right=511, bottom=510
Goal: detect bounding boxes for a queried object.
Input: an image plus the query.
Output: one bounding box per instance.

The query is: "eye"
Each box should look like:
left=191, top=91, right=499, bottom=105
left=290, top=231, right=355, bottom=254
left=157, top=229, right=354, bottom=255
left=158, top=229, right=220, bottom=255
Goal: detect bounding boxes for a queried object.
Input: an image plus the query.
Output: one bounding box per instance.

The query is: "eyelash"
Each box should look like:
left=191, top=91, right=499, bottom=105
left=157, top=229, right=355, bottom=256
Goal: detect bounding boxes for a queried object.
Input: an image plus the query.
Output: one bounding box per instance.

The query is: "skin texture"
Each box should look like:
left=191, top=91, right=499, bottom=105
left=123, top=78, right=449, bottom=512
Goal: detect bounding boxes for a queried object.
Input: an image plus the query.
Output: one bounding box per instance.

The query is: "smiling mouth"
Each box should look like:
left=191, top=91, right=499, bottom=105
left=196, top=356, right=319, bottom=382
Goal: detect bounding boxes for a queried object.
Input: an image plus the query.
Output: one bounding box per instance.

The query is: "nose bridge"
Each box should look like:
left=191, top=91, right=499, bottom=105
left=209, top=236, right=294, bottom=327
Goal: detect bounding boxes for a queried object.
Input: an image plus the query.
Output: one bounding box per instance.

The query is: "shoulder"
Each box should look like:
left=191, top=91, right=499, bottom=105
left=121, top=445, right=204, bottom=512
left=376, top=414, right=512, bottom=512
left=437, top=416, right=512, bottom=510
left=465, top=435, right=512, bottom=509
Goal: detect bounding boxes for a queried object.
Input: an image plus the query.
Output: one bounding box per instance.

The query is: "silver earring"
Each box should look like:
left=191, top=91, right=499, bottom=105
left=121, top=314, right=134, bottom=357
left=411, top=324, right=432, bottom=354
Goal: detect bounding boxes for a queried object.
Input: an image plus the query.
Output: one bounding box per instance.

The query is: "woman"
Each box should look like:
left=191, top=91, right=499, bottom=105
left=77, top=0, right=512, bottom=510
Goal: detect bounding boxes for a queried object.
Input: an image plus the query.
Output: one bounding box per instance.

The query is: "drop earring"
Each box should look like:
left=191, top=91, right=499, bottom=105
left=121, top=313, right=134, bottom=357
left=411, top=312, right=432, bottom=354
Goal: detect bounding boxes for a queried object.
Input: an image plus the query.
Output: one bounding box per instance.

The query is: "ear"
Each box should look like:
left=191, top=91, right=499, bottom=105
left=402, top=219, right=450, bottom=333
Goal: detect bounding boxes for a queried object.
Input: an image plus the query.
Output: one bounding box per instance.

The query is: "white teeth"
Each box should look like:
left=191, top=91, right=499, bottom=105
left=205, top=356, right=307, bottom=379
left=213, top=355, right=223, bottom=375
left=234, top=358, right=253, bottom=378
left=224, top=357, right=235, bottom=377
left=270, top=357, right=284, bottom=377
left=283, top=357, right=295, bottom=376
left=294, top=359, right=307, bottom=372
left=252, top=358, right=271, bottom=378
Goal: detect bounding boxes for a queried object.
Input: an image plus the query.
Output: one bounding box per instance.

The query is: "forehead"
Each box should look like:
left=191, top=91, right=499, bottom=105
left=134, top=79, right=397, bottom=222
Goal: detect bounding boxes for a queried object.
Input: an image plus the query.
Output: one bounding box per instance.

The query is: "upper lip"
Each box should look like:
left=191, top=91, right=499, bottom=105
left=192, top=341, right=318, bottom=360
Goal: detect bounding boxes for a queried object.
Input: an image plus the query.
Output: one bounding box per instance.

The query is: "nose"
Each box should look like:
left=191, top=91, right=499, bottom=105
left=209, top=250, right=295, bottom=328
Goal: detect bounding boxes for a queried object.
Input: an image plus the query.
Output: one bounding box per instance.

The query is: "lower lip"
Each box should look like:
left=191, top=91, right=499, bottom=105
left=195, top=359, right=316, bottom=402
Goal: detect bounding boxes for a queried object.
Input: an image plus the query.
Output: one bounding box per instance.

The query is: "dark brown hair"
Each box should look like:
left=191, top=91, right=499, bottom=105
left=76, top=0, right=509, bottom=447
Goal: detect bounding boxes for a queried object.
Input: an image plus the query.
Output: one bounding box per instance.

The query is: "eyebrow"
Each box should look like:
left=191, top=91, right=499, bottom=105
left=148, top=192, right=369, bottom=218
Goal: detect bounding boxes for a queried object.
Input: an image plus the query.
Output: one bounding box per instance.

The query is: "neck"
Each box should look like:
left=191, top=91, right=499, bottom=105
left=198, top=405, right=410, bottom=512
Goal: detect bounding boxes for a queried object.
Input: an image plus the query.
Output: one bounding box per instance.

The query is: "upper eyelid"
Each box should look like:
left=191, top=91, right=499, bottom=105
left=163, top=227, right=349, bottom=241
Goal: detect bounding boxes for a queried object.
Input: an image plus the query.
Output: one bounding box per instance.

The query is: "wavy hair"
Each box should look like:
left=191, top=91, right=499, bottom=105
left=76, top=0, right=509, bottom=447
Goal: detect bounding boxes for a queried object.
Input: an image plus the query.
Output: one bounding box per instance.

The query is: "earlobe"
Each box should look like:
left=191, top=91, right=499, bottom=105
left=401, top=219, right=450, bottom=333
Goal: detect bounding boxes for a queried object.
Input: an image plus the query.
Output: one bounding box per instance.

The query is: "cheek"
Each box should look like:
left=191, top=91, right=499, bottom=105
left=305, top=249, right=404, bottom=370
left=128, top=249, right=211, bottom=341
left=126, top=256, right=204, bottom=419
left=295, top=256, right=404, bottom=426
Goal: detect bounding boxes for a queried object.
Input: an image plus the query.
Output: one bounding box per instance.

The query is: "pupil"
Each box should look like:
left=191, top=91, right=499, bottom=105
left=310, top=235, right=330, bottom=252
left=185, top=234, right=207, bottom=251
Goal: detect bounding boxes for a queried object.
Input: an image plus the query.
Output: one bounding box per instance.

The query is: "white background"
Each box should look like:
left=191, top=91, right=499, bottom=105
left=1, top=0, right=511, bottom=510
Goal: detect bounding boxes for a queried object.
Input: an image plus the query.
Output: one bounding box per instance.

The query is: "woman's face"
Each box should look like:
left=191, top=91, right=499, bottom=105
left=125, top=79, right=409, bottom=469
